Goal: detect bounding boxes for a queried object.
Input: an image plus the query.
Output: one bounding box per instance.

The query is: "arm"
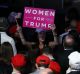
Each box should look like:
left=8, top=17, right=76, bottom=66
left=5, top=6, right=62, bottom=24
left=17, top=25, right=26, bottom=45
left=17, top=25, right=35, bottom=47
left=51, top=24, right=58, bottom=45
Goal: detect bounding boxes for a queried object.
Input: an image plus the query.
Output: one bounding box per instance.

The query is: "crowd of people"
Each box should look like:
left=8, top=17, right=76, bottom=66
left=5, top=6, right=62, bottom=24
left=0, top=10, right=80, bottom=74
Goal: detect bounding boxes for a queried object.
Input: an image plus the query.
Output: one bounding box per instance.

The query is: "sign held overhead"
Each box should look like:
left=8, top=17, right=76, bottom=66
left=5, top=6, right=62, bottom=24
left=23, top=7, right=55, bottom=30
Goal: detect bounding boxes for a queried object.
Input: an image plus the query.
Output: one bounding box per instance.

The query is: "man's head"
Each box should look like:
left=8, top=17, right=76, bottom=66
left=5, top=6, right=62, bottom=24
left=63, top=35, right=75, bottom=48
left=1, top=42, right=14, bottom=63
left=36, top=55, right=50, bottom=68
left=11, top=54, right=27, bottom=71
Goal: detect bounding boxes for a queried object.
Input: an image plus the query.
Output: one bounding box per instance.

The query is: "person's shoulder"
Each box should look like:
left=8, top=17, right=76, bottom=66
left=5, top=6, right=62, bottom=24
left=5, top=36, right=15, bottom=44
left=1, top=34, right=15, bottom=44
left=1, top=32, right=14, bottom=41
left=5, top=34, right=15, bottom=42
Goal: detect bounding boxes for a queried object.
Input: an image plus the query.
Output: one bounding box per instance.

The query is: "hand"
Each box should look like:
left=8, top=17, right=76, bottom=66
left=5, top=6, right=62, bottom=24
left=51, top=24, right=57, bottom=36
left=51, top=24, right=56, bottom=31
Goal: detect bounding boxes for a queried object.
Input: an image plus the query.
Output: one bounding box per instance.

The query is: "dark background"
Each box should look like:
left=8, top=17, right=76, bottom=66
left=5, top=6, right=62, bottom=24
left=0, top=0, right=80, bottom=34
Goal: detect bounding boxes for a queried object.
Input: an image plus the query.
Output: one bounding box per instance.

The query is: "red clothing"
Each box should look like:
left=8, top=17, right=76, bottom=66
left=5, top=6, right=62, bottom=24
left=49, top=61, right=61, bottom=74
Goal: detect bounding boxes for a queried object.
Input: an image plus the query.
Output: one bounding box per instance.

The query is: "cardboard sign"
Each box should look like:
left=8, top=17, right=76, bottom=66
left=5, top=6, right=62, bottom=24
left=23, top=7, right=55, bottom=30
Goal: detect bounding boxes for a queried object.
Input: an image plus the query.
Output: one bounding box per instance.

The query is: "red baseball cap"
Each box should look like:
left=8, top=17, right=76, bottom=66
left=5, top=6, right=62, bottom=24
left=49, top=61, right=61, bottom=73
left=36, top=55, right=50, bottom=65
left=11, top=54, right=26, bottom=67
left=9, top=25, right=17, bottom=34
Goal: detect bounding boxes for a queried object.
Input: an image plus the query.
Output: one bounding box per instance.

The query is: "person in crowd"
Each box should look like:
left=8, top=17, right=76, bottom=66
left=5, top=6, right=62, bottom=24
left=8, top=24, right=36, bottom=53
left=0, top=42, right=14, bottom=64
left=36, top=28, right=46, bottom=50
left=36, top=24, right=58, bottom=51
left=55, top=34, right=77, bottom=74
left=0, top=17, right=17, bottom=55
left=8, top=11, right=36, bottom=53
left=59, top=18, right=79, bottom=44
left=11, top=54, right=31, bottom=74
left=0, top=60, right=13, bottom=74
left=1, top=10, right=80, bottom=74
left=8, top=12, right=41, bottom=70
left=63, top=34, right=76, bottom=51
left=30, top=55, right=50, bottom=74
left=66, top=51, right=80, bottom=74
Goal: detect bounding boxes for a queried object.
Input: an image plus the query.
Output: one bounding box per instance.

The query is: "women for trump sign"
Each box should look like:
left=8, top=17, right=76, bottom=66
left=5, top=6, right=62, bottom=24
left=23, top=7, right=55, bottom=30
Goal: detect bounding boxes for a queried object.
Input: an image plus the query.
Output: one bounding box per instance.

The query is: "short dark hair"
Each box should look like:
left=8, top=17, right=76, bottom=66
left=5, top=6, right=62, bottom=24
left=0, top=60, right=13, bottom=74
left=0, top=42, right=14, bottom=63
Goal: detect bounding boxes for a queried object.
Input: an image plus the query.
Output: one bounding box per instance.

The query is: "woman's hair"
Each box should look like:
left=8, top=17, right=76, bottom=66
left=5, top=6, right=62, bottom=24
left=0, top=42, right=14, bottom=63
